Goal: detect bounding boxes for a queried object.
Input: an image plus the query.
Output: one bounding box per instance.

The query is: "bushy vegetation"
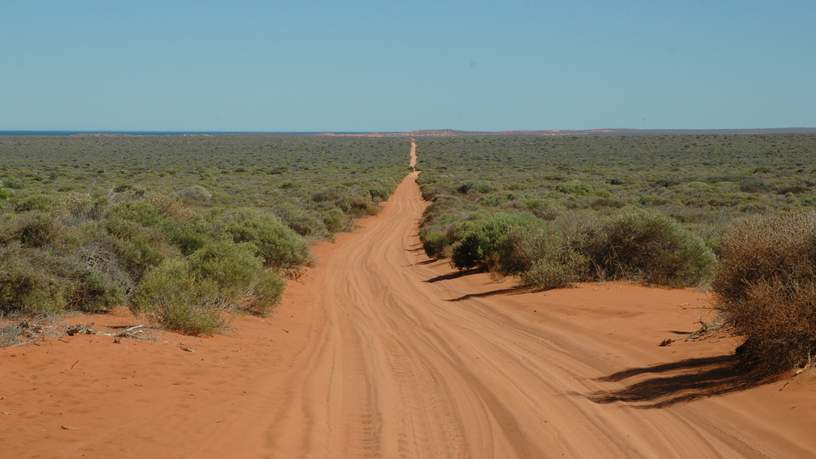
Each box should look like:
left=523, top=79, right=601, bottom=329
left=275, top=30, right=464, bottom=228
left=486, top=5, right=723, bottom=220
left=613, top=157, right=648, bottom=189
left=248, top=270, right=286, bottom=316
left=419, top=134, right=816, bottom=251
left=418, top=134, right=816, bottom=372
left=429, top=209, right=714, bottom=289
left=714, top=212, right=816, bottom=372
left=579, top=210, right=715, bottom=286
left=0, top=135, right=406, bottom=334
left=418, top=134, right=816, bottom=290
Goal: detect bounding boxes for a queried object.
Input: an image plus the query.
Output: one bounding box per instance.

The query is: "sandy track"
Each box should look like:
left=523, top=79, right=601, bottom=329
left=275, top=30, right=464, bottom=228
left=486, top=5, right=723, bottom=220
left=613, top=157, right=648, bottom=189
left=2, top=143, right=815, bottom=458
left=409, top=139, right=417, bottom=170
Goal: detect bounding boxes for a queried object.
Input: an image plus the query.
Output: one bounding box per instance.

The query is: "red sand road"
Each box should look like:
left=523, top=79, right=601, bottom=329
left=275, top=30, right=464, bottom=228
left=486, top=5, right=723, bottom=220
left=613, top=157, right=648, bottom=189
left=1, top=145, right=815, bottom=458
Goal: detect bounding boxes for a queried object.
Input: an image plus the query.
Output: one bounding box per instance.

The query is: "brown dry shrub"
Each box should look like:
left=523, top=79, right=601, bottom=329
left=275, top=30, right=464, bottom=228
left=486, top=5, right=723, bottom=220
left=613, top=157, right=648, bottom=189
left=713, top=212, right=816, bottom=372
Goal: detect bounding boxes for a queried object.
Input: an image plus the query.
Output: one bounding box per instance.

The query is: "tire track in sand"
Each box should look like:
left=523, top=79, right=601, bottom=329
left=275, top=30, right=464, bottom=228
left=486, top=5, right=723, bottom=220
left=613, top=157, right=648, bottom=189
left=10, top=140, right=813, bottom=458
left=258, top=140, right=814, bottom=458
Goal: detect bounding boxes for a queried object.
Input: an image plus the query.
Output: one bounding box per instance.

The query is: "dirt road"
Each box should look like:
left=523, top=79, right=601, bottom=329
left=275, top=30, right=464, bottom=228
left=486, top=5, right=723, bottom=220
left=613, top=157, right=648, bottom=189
left=2, top=142, right=815, bottom=458
left=409, top=138, right=417, bottom=170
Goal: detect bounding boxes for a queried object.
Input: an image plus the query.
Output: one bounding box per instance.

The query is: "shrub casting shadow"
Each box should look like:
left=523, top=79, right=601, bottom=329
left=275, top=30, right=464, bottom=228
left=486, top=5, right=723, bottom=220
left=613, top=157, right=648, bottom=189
left=415, top=258, right=438, bottom=265
left=446, top=286, right=531, bottom=302
left=425, top=268, right=485, bottom=283
left=587, top=354, right=777, bottom=408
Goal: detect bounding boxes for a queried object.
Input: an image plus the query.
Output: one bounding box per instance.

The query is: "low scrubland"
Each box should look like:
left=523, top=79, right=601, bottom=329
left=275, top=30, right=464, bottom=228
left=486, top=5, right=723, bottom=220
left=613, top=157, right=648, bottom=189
left=0, top=135, right=407, bottom=334
left=417, top=134, right=816, bottom=373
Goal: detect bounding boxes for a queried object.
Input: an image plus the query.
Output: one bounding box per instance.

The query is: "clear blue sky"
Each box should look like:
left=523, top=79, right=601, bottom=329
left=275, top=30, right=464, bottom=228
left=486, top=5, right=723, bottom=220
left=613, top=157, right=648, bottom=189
left=2, top=1, right=814, bottom=131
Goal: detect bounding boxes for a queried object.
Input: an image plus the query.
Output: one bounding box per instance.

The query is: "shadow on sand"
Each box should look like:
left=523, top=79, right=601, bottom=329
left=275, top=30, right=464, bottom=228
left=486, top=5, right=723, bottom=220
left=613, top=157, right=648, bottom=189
left=425, top=268, right=485, bottom=283
left=446, top=286, right=531, bottom=302
left=587, top=354, right=777, bottom=408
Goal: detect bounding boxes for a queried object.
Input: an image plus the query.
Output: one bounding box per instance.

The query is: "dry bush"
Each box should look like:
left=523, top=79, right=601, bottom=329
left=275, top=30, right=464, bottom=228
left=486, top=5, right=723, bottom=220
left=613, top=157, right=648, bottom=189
left=176, top=185, right=212, bottom=203
left=714, top=212, right=816, bottom=372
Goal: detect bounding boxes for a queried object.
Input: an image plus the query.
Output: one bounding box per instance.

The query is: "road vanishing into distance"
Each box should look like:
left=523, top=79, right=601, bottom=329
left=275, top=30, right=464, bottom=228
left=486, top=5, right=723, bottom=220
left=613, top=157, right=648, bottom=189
left=3, top=141, right=814, bottom=458
left=254, top=142, right=813, bottom=458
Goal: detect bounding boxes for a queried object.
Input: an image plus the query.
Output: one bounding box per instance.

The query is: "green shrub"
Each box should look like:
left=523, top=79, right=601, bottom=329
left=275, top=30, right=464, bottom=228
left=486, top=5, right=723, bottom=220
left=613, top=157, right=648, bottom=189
left=524, top=198, right=560, bottom=220
left=0, top=246, right=69, bottom=314
left=420, top=229, right=450, bottom=259
left=581, top=209, right=715, bottom=286
left=163, top=218, right=212, bottom=255
left=222, top=209, right=310, bottom=268
left=556, top=181, right=593, bottom=196
left=105, top=218, right=174, bottom=279
left=14, top=194, right=52, bottom=212
left=451, top=213, right=536, bottom=270
left=321, top=208, right=351, bottom=233
left=713, top=212, right=816, bottom=372
left=521, top=249, right=587, bottom=290
left=15, top=212, right=60, bottom=248
left=0, top=242, right=127, bottom=314
left=248, top=270, right=286, bottom=316
left=189, top=241, right=261, bottom=296
left=274, top=203, right=327, bottom=237
left=451, top=232, right=485, bottom=269
left=108, top=201, right=165, bottom=228
left=739, top=177, right=769, bottom=193
left=341, top=195, right=378, bottom=217
left=494, top=224, right=588, bottom=289
left=131, top=259, right=225, bottom=335
left=70, top=270, right=126, bottom=313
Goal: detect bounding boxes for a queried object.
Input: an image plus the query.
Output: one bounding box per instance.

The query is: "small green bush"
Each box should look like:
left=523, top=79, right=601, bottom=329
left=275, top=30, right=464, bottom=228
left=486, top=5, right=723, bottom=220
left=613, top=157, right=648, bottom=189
left=581, top=209, right=715, bottom=286
left=274, top=203, right=327, bottom=237
left=108, top=201, right=165, bottom=228
left=0, top=243, right=127, bottom=314
left=189, top=241, right=261, bottom=296
left=248, top=270, right=286, bottom=316
left=321, top=208, right=350, bottom=233
left=495, top=224, right=588, bottom=289
left=420, top=229, right=450, bottom=259
left=739, top=177, right=769, bottom=193
left=105, top=218, right=174, bottom=279
left=16, top=212, right=60, bottom=248
left=70, top=270, right=126, bottom=313
left=556, top=181, right=593, bottom=196
left=132, top=259, right=225, bottom=335
left=163, top=217, right=212, bottom=255
left=223, top=209, right=310, bottom=268
left=451, top=213, right=537, bottom=270
left=14, top=194, right=52, bottom=212
left=713, top=212, right=816, bottom=372
left=0, top=246, right=69, bottom=314
left=521, top=249, right=587, bottom=290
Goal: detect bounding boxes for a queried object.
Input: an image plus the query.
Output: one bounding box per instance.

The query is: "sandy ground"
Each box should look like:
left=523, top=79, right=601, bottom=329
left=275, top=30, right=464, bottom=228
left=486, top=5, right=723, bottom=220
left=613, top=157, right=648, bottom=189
left=2, top=146, right=815, bottom=458
left=409, top=139, right=417, bottom=170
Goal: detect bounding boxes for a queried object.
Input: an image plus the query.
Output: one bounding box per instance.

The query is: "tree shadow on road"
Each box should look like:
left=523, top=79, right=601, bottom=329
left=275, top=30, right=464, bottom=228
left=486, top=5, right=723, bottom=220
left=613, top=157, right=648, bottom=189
left=587, top=354, right=778, bottom=408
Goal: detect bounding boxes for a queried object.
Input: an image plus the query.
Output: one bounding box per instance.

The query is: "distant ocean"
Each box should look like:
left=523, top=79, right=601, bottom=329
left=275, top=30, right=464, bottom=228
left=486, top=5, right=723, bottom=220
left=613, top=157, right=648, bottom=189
left=0, top=131, right=326, bottom=137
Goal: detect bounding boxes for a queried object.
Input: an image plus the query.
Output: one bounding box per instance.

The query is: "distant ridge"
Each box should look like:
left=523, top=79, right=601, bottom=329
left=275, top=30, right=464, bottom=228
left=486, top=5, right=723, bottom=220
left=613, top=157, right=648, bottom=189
left=324, top=128, right=816, bottom=137
left=2, top=128, right=815, bottom=138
